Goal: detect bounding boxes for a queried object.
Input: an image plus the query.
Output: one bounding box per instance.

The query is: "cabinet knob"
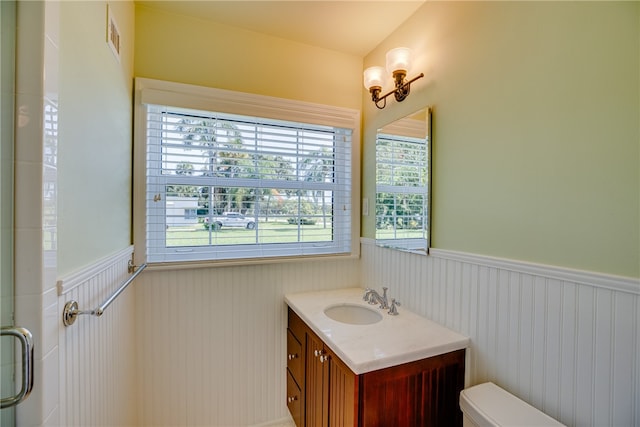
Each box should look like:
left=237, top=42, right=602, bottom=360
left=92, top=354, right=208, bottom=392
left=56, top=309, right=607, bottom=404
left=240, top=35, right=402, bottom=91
left=288, top=353, right=298, bottom=360
left=287, top=395, right=298, bottom=404
left=314, top=349, right=320, bottom=357
left=319, top=354, right=330, bottom=363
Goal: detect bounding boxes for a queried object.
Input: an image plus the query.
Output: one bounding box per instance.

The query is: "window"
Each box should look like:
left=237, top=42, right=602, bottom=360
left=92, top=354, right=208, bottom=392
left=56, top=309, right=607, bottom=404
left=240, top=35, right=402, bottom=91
left=134, top=79, right=360, bottom=265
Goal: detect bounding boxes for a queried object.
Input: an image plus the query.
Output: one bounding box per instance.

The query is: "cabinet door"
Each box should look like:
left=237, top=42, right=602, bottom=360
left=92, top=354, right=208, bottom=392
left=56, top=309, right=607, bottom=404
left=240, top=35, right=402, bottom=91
left=327, top=349, right=358, bottom=427
left=359, top=349, right=465, bottom=427
left=305, top=332, right=328, bottom=427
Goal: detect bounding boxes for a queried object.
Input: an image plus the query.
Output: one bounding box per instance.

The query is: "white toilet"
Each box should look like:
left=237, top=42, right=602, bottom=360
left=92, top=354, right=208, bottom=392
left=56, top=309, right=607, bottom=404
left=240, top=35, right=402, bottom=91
left=460, top=382, right=566, bottom=427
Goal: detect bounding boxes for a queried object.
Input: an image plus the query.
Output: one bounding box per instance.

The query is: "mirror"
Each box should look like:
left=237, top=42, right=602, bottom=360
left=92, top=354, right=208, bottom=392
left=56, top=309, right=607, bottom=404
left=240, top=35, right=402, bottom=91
left=375, top=107, right=431, bottom=254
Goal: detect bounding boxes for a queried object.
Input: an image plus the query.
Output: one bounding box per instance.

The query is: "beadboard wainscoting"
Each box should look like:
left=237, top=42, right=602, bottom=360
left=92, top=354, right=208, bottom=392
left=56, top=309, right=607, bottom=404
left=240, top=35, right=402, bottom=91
left=360, top=239, right=639, bottom=427
left=57, top=246, right=138, bottom=426
left=134, top=257, right=360, bottom=426
left=53, top=242, right=638, bottom=427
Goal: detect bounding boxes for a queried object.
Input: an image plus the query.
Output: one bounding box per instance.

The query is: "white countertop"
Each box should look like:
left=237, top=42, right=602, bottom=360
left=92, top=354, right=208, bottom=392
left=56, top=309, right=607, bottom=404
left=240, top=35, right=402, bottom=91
left=285, top=287, right=470, bottom=375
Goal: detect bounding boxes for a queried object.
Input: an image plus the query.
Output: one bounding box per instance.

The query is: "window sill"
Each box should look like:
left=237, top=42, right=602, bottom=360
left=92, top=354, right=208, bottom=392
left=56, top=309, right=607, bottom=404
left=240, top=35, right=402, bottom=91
left=139, top=251, right=361, bottom=272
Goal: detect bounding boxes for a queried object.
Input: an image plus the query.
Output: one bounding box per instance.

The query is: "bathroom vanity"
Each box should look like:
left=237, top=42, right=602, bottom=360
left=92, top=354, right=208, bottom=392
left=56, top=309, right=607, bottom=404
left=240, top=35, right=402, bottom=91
left=285, top=288, right=470, bottom=427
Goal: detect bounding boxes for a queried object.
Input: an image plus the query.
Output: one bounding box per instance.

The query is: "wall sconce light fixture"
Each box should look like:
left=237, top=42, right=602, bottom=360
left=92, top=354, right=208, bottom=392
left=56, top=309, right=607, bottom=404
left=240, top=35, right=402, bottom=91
left=363, top=47, right=424, bottom=109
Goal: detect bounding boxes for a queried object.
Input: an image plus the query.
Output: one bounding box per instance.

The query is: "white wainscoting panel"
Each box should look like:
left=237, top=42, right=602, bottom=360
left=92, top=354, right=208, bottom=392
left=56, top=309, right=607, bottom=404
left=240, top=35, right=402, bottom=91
left=58, top=247, right=138, bottom=426
left=361, top=240, right=639, bottom=427
left=62, top=242, right=637, bottom=426
left=134, top=257, right=360, bottom=426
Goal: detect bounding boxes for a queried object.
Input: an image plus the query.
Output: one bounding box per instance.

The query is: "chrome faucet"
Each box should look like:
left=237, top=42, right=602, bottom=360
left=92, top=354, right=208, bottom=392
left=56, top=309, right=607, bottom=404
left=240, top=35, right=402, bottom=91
left=363, top=287, right=375, bottom=303
left=388, top=299, right=401, bottom=315
left=363, top=286, right=389, bottom=310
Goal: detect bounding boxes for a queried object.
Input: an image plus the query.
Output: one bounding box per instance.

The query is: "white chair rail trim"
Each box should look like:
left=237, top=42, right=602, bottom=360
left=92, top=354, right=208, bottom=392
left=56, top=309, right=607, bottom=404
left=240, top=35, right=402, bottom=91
left=56, top=245, right=134, bottom=296
left=360, top=238, right=640, bottom=295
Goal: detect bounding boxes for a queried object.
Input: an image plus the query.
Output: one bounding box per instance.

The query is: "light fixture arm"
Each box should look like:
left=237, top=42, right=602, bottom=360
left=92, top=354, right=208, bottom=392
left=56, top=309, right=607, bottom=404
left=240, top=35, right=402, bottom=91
left=371, top=72, right=424, bottom=110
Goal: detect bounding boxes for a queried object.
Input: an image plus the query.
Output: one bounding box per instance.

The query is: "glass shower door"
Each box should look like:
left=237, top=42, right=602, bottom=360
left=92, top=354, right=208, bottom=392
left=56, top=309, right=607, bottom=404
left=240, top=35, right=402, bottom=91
left=0, top=0, right=16, bottom=423
left=1, top=1, right=34, bottom=423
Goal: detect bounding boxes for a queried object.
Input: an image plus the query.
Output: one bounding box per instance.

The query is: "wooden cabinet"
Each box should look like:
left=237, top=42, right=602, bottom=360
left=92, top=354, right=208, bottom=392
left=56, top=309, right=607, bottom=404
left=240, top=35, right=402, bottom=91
left=325, top=344, right=358, bottom=426
left=305, top=329, right=357, bottom=427
left=287, top=307, right=465, bottom=427
left=287, top=309, right=306, bottom=426
left=305, top=330, right=329, bottom=426
left=358, top=350, right=465, bottom=426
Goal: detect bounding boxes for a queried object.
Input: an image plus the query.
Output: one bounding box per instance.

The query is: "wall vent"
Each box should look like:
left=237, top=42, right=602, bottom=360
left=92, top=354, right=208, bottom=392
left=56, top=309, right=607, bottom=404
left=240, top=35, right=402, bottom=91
left=106, top=4, right=120, bottom=62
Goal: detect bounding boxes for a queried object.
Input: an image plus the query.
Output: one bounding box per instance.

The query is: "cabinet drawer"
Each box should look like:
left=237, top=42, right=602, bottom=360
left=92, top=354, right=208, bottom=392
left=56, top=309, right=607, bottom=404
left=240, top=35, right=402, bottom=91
left=286, top=370, right=303, bottom=427
left=288, top=307, right=306, bottom=343
left=287, top=328, right=303, bottom=384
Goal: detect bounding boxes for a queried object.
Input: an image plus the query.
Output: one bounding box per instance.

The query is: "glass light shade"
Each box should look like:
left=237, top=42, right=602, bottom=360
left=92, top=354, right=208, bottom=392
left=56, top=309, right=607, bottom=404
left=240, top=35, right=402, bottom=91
left=363, top=66, right=385, bottom=90
left=386, top=47, right=412, bottom=74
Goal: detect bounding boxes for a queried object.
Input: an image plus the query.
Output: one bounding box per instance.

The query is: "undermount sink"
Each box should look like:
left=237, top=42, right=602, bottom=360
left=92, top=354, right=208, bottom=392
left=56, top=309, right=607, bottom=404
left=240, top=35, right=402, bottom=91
left=324, top=303, right=383, bottom=325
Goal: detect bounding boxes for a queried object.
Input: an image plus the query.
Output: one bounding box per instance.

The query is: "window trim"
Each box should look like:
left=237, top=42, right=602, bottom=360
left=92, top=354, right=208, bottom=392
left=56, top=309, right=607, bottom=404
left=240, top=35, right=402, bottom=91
left=133, top=78, right=361, bottom=268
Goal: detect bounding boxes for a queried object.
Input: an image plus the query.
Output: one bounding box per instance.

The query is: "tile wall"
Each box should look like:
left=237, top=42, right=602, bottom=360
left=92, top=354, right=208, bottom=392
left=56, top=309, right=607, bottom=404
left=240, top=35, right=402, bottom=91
left=14, top=1, right=60, bottom=425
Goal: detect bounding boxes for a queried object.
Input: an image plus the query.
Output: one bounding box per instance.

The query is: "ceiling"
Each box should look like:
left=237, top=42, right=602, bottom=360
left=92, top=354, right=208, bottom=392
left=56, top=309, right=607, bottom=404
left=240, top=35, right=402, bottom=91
left=136, top=1, right=426, bottom=57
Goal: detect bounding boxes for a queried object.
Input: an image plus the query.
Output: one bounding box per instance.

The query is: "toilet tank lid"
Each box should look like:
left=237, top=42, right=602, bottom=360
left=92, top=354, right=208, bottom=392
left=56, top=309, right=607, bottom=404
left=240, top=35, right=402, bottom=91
left=459, top=382, right=566, bottom=427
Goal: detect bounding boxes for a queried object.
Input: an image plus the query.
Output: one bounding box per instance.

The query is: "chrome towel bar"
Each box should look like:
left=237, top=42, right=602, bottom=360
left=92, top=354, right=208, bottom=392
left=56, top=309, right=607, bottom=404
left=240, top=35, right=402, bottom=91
left=62, top=260, right=147, bottom=327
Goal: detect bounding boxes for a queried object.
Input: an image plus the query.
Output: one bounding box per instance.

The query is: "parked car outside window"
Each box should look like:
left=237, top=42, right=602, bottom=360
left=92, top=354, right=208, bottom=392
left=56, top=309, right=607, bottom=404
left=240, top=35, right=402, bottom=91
left=204, top=212, right=256, bottom=230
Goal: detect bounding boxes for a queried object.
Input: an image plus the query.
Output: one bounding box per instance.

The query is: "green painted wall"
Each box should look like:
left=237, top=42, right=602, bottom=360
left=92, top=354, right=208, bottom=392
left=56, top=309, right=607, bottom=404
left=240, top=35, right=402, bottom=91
left=363, top=1, right=639, bottom=278
left=58, top=1, right=134, bottom=276
left=134, top=4, right=363, bottom=110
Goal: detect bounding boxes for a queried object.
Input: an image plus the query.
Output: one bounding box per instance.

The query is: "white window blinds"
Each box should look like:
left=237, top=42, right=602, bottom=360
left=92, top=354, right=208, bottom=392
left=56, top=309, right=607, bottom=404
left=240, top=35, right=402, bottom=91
left=375, top=132, right=428, bottom=243
left=144, top=105, right=353, bottom=263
